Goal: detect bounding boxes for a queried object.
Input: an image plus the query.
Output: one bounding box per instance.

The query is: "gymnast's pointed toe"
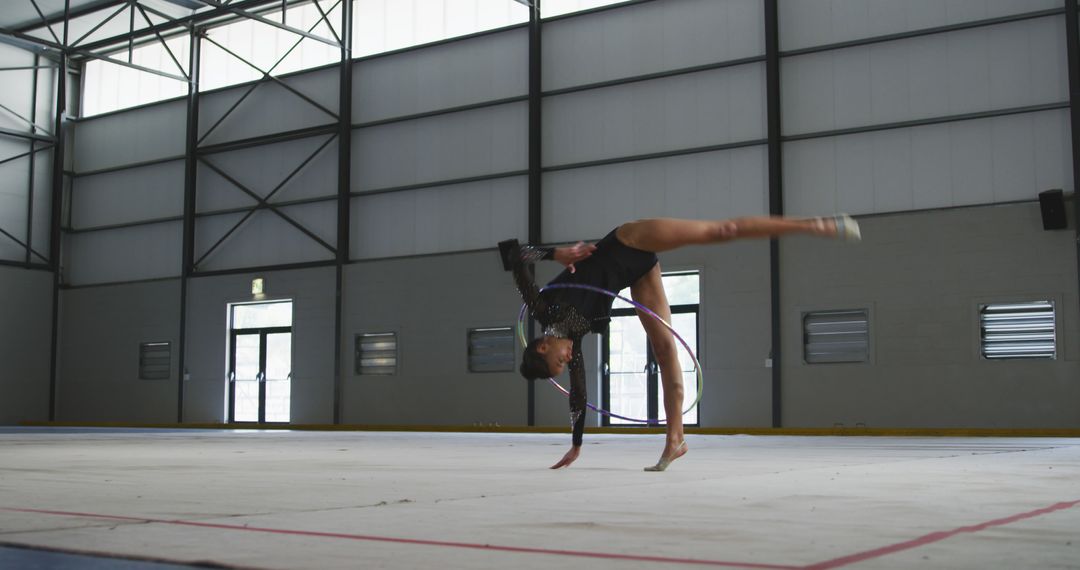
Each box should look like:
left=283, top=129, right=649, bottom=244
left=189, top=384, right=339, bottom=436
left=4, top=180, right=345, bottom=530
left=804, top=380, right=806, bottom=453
left=644, top=441, right=687, bottom=472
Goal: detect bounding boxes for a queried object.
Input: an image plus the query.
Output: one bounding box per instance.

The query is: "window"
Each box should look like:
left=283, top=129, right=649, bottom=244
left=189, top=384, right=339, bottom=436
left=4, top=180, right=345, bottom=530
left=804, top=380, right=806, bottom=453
left=200, top=1, right=343, bottom=92
left=542, top=0, right=629, bottom=18
left=353, top=0, right=529, bottom=57
left=356, top=332, right=398, bottom=375
left=803, top=310, right=869, bottom=364
left=980, top=301, right=1056, bottom=360
left=138, top=342, right=171, bottom=380
left=83, top=35, right=191, bottom=117
left=468, top=327, right=515, bottom=372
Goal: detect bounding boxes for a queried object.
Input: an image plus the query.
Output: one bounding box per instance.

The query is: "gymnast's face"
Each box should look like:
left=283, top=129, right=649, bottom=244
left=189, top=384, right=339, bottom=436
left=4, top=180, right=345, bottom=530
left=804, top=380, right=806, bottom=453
left=537, top=336, right=573, bottom=376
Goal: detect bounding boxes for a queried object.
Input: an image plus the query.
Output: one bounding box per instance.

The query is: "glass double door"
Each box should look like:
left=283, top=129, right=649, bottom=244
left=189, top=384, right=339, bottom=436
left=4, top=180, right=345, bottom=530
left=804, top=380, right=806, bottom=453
left=229, top=327, right=292, bottom=423
left=603, top=310, right=699, bottom=426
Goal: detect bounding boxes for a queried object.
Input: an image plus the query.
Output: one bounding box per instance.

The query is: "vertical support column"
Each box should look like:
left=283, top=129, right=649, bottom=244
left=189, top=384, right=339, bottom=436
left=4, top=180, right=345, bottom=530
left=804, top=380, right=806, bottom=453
left=178, top=26, right=201, bottom=423
left=1066, top=0, right=1080, bottom=318
left=26, top=54, right=40, bottom=266
left=48, top=0, right=71, bottom=422
left=764, top=0, right=784, bottom=428
left=334, top=0, right=353, bottom=425
left=526, top=0, right=543, bottom=427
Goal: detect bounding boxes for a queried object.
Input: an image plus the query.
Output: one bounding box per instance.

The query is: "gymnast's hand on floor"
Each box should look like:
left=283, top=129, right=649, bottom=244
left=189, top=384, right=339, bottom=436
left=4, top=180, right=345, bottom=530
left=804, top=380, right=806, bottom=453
left=554, top=242, right=597, bottom=274
left=550, top=445, right=581, bottom=469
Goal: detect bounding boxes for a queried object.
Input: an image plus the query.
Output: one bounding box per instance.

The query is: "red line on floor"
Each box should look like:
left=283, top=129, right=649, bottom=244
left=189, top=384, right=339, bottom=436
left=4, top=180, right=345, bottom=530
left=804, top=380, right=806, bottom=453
left=803, top=499, right=1080, bottom=570
left=0, top=507, right=797, bottom=570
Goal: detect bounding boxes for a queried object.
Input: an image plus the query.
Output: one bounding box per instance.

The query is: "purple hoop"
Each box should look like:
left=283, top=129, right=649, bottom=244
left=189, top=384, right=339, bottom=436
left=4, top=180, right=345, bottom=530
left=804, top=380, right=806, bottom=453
left=515, top=282, right=702, bottom=425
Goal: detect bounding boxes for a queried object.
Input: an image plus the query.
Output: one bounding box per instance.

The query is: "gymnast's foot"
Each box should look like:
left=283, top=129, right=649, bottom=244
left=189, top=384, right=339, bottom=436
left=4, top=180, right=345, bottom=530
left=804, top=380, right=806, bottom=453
left=812, top=214, right=861, bottom=242
left=644, top=440, right=688, bottom=472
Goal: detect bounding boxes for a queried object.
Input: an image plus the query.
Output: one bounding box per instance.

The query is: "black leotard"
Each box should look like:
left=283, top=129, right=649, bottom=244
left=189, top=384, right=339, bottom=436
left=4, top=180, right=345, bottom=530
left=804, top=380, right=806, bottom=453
left=508, top=229, right=658, bottom=446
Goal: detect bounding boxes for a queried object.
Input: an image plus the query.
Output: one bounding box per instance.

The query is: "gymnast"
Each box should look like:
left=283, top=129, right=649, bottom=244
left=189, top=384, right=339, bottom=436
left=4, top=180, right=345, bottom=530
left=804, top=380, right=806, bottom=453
left=501, top=215, right=860, bottom=471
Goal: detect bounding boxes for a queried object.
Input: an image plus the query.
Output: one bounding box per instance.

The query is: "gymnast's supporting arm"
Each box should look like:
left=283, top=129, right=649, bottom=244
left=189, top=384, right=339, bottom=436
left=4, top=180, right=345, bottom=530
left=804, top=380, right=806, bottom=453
left=551, top=340, right=587, bottom=469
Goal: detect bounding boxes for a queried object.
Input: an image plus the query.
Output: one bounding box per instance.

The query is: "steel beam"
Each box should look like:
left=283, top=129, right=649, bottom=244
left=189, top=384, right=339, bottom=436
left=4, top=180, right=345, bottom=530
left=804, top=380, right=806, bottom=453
left=197, top=0, right=342, bottom=145
left=13, top=0, right=126, bottom=34
left=332, top=0, right=351, bottom=425
left=764, top=0, right=783, bottom=428
left=178, top=26, right=201, bottom=423
left=76, top=0, right=286, bottom=54
left=187, top=0, right=341, bottom=48
left=1066, top=0, right=1080, bottom=352
left=201, top=34, right=337, bottom=118
left=48, top=0, right=71, bottom=424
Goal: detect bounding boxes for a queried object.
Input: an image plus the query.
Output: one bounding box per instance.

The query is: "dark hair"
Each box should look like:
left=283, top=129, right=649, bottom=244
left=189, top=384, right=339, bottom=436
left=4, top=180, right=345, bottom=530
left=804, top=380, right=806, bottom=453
left=519, top=338, right=552, bottom=380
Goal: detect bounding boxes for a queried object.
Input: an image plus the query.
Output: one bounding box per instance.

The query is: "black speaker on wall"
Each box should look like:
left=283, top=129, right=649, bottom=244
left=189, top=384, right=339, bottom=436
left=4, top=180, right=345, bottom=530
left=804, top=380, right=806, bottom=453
left=1039, top=189, right=1067, bottom=230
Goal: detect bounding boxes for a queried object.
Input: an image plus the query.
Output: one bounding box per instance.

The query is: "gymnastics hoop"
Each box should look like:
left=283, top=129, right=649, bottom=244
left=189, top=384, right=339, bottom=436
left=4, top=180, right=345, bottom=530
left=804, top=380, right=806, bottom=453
left=516, top=282, right=703, bottom=425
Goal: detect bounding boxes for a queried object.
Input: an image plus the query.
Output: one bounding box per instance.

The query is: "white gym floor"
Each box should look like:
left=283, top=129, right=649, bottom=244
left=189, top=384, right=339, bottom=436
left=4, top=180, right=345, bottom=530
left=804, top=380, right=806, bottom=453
left=0, top=428, right=1077, bottom=569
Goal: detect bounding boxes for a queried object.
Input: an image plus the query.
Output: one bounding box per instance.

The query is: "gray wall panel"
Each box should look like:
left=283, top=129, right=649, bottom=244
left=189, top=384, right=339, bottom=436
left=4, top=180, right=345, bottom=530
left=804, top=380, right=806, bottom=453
left=34, top=67, right=57, bottom=129
left=351, top=177, right=526, bottom=259
left=779, top=0, right=1061, bottom=51
left=0, top=140, right=30, bottom=261
left=198, top=67, right=340, bottom=146
left=543, top=0, right=763, bottom=91
left=0, top=44, right=36, bottom=134
left=341, top=252, right=533, bottom=426
left=57, top=280, right=180, bottom=423
left=196, top=136, right=337, bottom=214
left=783, top=109, right=1072, bottom=217
left=0, top=266, right=53, bottom=424
left=543, top=146, right=768, bottom=243
left=353, top=28, right=528, bottom=123
left=65, top=222, right=182, bottom=285
left=184, top=267, right=336, bottom=424
left=543, top=65, right=766, bottom=167
left=781, top=204, right=1080, bottom=428
left=31, top=147, right=53, bottom=257
left=72, top=99, right=186, bottom=172
left=194, top=210, right=335, bottom=272
left=782, top=17, right=1067, bottom=136
left=351, top=102, right=527, bottom=192
left=72, top=160, right=184, bottom=228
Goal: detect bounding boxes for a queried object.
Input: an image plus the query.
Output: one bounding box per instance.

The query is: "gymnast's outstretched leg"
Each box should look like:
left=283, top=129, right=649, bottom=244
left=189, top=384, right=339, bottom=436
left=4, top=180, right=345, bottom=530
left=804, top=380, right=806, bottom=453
left=615, top=214, right=859, bottom=253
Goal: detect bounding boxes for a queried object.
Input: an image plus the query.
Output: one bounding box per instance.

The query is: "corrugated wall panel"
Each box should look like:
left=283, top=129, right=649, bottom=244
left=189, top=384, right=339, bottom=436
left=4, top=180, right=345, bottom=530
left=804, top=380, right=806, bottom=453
left=782, top=17, right=1067, bottom=136
left=0, top=44, right=37, bottom=134
left=196, top=135, right=337, bottom=214
left=351, top=102, right=527, bottom=192
left=351, top=176, right=527, bottom=259
left=0, top=138, right=30, bottom=261
left=779, top=0, right=1061, bottom=51
left=72, top=99, right=186, bottom=172
left=31, top=147, right=53, bottom=257
left=543, top=0, right=763, bottom=91
left=353, top=28, right=527, bottom=123
left=543, top=64, right=766, bottom=167
left=198, top=66, right=339, bottom=146
left=65, top=222, right=182, bottom=285
left=71, top=160, right=184, bottom=228
left=783, top=109, right=1072, bottom=216
left=543, top=146, right=768, bottom=243
left=194, top=209, right=335, bottom=272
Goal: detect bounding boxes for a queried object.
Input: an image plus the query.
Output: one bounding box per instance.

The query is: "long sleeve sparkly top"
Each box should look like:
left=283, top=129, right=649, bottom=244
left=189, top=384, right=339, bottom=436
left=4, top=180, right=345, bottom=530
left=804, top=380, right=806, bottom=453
left=508, top=241, right=591, bottom=447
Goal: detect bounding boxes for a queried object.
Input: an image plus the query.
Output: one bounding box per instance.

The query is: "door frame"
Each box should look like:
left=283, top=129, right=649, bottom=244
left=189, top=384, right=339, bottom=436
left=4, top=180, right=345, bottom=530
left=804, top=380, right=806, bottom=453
left=602, top=305, right=699, bottom=427
left=228, top=325, right=292, bottom=424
